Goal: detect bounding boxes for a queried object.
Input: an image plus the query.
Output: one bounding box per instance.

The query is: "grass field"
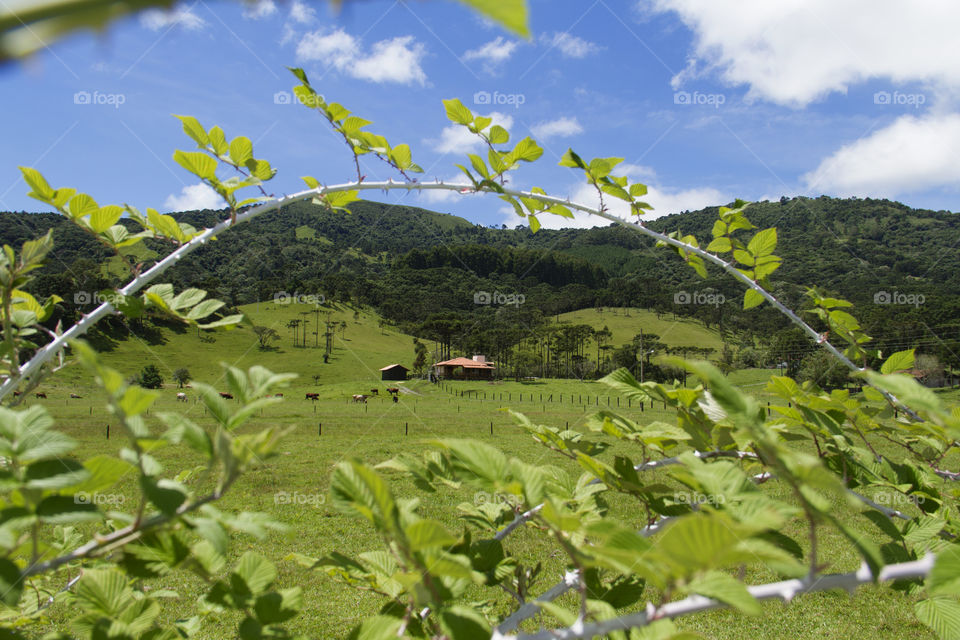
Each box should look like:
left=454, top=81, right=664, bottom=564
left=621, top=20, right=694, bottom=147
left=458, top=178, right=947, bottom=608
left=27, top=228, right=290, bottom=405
left=21, top=305, right=955, bottom=638
left=552, top=307, right=724, bottom=353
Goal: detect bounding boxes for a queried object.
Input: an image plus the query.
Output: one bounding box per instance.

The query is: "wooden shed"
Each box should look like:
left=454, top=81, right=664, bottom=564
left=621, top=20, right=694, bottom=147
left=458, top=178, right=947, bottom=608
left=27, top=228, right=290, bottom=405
left=379, top=364, right=409, bottom=381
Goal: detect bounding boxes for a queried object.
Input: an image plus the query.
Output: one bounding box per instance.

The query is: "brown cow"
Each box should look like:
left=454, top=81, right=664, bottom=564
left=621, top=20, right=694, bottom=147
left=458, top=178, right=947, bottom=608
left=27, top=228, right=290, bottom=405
left=219, top=392, right=233, bottom=400
left=352, top=394, right=368, bottom=404
left=35, top=392, right=46, bottom=399
left=369, top=388, right=379, bottom=395
left=70, top=393, right=82, bottom=399
left=305, top=392, right=320, bottom=401
left=386, top=387, right=400, bottom=396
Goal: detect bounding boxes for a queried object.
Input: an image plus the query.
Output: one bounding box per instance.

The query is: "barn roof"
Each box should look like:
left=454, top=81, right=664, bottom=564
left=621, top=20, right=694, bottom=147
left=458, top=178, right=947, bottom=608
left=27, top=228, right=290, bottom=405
left=434, top=357, right=496, bottom=369
left=379, top=363, right=409, bottom=371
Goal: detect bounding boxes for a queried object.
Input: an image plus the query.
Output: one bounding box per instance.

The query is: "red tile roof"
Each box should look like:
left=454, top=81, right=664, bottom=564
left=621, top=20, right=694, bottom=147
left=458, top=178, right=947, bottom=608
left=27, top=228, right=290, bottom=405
left=434, top=357, right=496, bottom=368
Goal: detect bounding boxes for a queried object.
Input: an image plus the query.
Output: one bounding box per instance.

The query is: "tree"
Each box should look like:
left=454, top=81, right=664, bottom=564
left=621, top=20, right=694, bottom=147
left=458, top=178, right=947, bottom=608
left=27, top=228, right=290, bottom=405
left=172, top=367, right=191, bottom=388
left=253, top=325, right=279, bottom=349
left=137, top=364, right=163, bottom=389
left=412, top=338, right=427, bottom=375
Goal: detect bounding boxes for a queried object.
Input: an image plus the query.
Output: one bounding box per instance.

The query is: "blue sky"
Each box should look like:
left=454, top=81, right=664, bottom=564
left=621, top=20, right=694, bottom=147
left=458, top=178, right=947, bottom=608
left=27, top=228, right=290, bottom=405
left=1, top=0, right=957, bottom=229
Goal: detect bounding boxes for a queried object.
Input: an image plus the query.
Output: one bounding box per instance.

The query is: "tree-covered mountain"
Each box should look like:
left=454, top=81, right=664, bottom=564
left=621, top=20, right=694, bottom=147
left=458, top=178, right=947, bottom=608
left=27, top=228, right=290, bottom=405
left=3, top=194, right=959, bottom=375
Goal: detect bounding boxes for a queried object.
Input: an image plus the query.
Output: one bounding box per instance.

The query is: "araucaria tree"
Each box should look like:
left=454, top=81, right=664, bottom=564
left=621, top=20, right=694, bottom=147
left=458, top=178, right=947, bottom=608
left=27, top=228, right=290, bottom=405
left=0, top=2, right=959, bottom=640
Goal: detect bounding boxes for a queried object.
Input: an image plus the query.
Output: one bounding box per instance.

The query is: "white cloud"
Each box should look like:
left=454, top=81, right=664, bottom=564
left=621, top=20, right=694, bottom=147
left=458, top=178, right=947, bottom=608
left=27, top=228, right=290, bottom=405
left=296, top=29, right=427, bottom=85
left=531, top=117, right=583, bottom=140
left=803, top=113, right=960, bottom=197
left=140, top=7, right=206, bottom=31
left=164, top=184, right=222, bottom=212
left=289, top=0, right=316, bottom=24
left=647, top=0, right=960, bottom=106
left=542, top=32, right=601, bottom=58
left=428, top=112, right=515, bottom=154
left=463, top=36, right=519, bottom=68
left=243, top=0, right=277, bottom=19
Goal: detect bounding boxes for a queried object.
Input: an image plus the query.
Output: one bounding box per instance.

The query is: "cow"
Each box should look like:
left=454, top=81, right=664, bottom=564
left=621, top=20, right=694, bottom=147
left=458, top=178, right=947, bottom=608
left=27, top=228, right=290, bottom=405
left=369, top=388, right=379, bottom=395
left=386, top=387, right=400, bottom=396
left=176, top=392, right=187, bottom=402
left=70, top=393, right=82, bottom=399
left=12, top=391, right=20, bottom=397
left=305, top=392, right=320, bottom=401
left=35, top=392, right=46, bottom=399
left=219, top=392, right=233, bottom=400
left=274, top=393, right=284, bottom=398
left=352, top=394, right=368, bottom=404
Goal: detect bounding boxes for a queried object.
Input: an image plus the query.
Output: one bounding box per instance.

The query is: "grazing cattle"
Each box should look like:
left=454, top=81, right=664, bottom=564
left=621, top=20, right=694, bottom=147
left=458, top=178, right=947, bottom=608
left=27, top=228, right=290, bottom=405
left=369, top=388, right=379, bottom=395
left=70, top=393, right=82, bottom=399
left=35, top=392, right=46, bottom=399
left=392, top=395, right=399, bottom=403
left=12, top=391, right=20, bottom=397
left=352, top=394, right=368, bottom=404
left=305, top=392, right=320, bottom=401
left=176, top=392, right=187, bottom=402
left=219, top=392, right=233, bottom=400
left=386, top=387, right=400, bottom=396
left=274, top=393, right=284, bottom=398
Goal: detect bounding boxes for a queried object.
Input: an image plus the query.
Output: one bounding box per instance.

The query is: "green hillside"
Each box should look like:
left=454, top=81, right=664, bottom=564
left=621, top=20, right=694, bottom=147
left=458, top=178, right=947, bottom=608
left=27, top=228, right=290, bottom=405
left=553, top=306, right=724, bottom=351
left=55, top=302, right=418, bottom=392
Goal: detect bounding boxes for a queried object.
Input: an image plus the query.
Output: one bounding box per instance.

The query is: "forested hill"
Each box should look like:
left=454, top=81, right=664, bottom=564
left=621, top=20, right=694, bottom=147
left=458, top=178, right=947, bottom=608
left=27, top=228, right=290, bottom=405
left=2, top=195, right=959, bottom=351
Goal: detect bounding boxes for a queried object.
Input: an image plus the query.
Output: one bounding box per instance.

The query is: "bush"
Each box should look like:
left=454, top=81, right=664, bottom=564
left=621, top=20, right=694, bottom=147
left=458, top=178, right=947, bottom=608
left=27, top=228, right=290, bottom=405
left=138, top=364, right=164, bottom=389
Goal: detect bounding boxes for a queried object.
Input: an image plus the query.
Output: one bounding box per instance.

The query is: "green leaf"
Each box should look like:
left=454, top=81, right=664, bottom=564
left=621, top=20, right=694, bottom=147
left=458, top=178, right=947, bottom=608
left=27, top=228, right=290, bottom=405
left=254, top=587, right=302, bottom=624
left=25, top=458, right=90, bottom=490
left=390, top=143, right=413, bottom=169
left=930, top=546, right=960, bottom=596
left=19, top=166, right=54, bottom=201
left=347, top=616, right=403, bottom=640
left=140, top=476, right=187, bottom=516
left=0, top=559, right=22, bottom=607
left=916, top=596, right=960, bottom=640
left=406, top=520, right=457, bottom=552
left=439, top=605, right=491, bottom=639
left=174, top=115, right=210, bottom=147
left=74, top=569, right=133, bottom=617
left=456, top=0, right=529, bottom=37
left=443, top=98, right=474, bottom=125
left=488, top=125, right=510, bottom=144
left=747, top=228, right=777, bottom=257
left=229, top=136, right=253, bottom=167
left=173, top=151, right=217, bottom=180
left=35, top=495, right=100, bottom=524
left=89, top=205, right=124, bottom=234
left=743, top=288, right=765, bottom=310
left=234, top=552, right=277, bottom=596
left=689, top=570, right=761, bottom=616
left=881, top=349, right=915, bottom=375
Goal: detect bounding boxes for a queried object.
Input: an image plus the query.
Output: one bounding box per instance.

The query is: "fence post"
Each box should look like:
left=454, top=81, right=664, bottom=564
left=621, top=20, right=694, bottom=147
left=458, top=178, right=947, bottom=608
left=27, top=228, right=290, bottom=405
left=106, top=425, right=109, bottom=439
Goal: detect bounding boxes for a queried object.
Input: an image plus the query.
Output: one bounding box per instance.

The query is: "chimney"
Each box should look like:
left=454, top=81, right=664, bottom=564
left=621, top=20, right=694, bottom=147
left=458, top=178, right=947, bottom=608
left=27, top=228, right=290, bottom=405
left=472, top=355, right=486, bottom=363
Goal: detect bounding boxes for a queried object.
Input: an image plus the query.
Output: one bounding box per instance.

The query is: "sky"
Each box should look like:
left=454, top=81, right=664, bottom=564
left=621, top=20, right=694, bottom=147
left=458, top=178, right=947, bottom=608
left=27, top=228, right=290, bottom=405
left=1, top=0, right=959, bottom=230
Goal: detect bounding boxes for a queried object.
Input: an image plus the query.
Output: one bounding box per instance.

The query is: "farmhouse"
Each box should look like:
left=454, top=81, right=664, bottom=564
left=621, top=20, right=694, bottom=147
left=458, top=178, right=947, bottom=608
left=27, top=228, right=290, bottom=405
left=433, top=355, right=496, bottom=380
left=379, top=363, right=409, bottom=381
